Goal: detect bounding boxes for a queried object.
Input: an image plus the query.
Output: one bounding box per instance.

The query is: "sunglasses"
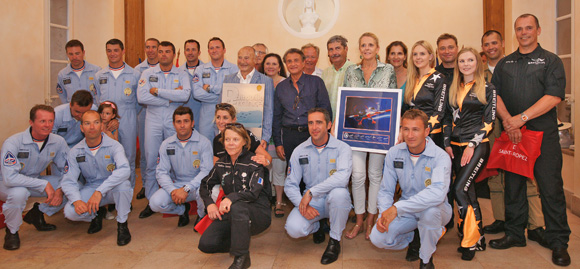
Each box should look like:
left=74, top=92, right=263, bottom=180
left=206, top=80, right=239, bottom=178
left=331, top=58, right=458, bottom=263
left=225, top=122, right=244, bottom=129
left=216, top=103, right=233, bottom=110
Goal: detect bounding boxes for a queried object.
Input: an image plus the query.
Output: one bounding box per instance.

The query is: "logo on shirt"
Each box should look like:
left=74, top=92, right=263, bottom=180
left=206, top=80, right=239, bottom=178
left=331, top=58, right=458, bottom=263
left=64, top=160, right=69, bottom=174
left=56, top=84, right=63, bottom=94
left=257, top=177, right=263, bottom=185
left=528, top=58, right=545, bottom=65
left=124, top=88, right=132, bottom=96
left=424, top=178, right=431, bottom=187
left=193, top=159, right=200, bottom=169
left=192, top=74, right=200, bottom=83
left=138, top=79, right=145, bottom=87
left=3, top=151, right=16, bottom=166
left=106, top=163, right=116, bottom=172
left=329, top=169, right=336, bottom=176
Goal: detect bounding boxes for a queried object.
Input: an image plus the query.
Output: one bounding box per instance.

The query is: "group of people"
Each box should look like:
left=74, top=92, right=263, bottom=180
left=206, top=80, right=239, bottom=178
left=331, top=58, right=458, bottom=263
left=0, top=12, right=571, bottom=268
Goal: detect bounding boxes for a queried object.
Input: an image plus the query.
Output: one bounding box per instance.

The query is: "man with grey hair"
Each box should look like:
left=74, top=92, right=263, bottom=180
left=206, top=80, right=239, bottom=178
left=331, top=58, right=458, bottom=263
left=301, top=43, right=323, bottom=77
left=322, top=35, right=354, bottom=116
left=252, top=43, right=268, bottom=71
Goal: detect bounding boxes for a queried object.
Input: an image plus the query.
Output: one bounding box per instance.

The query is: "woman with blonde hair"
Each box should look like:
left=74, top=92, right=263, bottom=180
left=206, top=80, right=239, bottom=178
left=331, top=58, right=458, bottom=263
left=443, top=47, right=496, bottom=261
left=343, top=32, right=397, bottom=240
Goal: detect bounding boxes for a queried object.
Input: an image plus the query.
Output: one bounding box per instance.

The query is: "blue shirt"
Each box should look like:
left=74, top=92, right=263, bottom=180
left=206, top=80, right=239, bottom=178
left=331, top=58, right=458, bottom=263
left=156, top=130, right=213, bottom=193
left=137, top=65, right=192, bottom=107
left=61, top=135, right=130, bottom=202
left=1, top=128, right=69, bottom=192
left=272, top=74, right=332, bottom=146
left=134, top=60, right=158, bottom=74
left=377, top=137, right=451, bottom=216
left=57, top=61, right=102, bottom=104
left=52, top=103, right=98, bottom=147
left=95, top=63, right=141, bottom=112
left=284, top=135, right=352, bottom=206
left=192, top=60, right=239, bottom=104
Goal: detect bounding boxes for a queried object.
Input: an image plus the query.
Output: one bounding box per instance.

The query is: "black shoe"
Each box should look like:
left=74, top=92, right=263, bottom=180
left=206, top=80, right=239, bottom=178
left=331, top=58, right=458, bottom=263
left=117, top=221, right=131, bottom=246
left=229, top=252, right=251, bottom=269
left=528, top=227, right=549, bottom=249
left=88, top=206, right=107, bottom=234
left=313, top=220, right=325, bottom=244
left=552, top=247, right=571, bottom=266
left=136, top=187, right=145, bottom=199
left=483, top=220, right=505, bottom=234
left=3, top=228, right=19, bottom=250
left=457, top=246, right=476, bottom=261
left=419, top=257, right=434, bottom=269
left=23, top=202, right=56, bottom=231
left=193, top=215, right=201, bottom=233
left=489, top=235, right=526, bottom=249
left=406, top=229, right=420, bottom=262
left=321, top=238, right=341, bottom=264
left=178, top=202, right=191, bottom=227
left=139, top=205, right=155, bottom=219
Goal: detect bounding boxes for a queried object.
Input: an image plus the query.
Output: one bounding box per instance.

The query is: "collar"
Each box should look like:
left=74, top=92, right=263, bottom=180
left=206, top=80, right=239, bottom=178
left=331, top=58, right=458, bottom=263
left=397, top=136, right=437, bottom=157
left=516, top=43, right=543, bottom=58
left=354, top=59, right=386, bottom=70
left=224, top=147, right=252, bottom=163
left=169, top=130, right=201, bottom=144
left=78, top=133, right=113, bottom=151
left=23, top=127, right=55, bottom=145
left=153, top=64, right=178, bottom=75
left=304, top=135, right=340, bottom=149
left=237, top=68, right=256, bottom=82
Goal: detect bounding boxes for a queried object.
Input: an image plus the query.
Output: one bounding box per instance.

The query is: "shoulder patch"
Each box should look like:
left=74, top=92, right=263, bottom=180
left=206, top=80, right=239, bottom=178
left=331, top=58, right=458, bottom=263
left=258, top=177, right=263, bottom=185
left=192, top=73, right=200, bottom=83
left=64, top=160, right=69, bottom=174
left=138, top=79, right=145, bottom=87
left=56, top=84, right=63, bottom=94
left=3, top=151, right=17, bottom=166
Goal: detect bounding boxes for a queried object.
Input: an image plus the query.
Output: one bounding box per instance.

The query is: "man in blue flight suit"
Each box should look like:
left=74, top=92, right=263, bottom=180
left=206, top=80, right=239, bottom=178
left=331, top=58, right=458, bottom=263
left=134, top=38, right=160, bottom=200
left=0, top=105, right=69, bottom=250
left=223, top=46, right=274, bottom=148
left=192, top=37, right=239, bottom=140
left=149, top=106, right=212, bottom=227
left=177, top=39, right=204, bottom=131
left=53, top=90, right=97, bottom=147
left=369, top=109, right=452, bottom=269
left=284, top=108, right=352, bottom=265
left=137, top=41, right=191, bottom=218
left=95, top=39, right=141, bottom=188
left=56, top=39, right=101, bottom=105
left=61, top=111, right=132, bottom=246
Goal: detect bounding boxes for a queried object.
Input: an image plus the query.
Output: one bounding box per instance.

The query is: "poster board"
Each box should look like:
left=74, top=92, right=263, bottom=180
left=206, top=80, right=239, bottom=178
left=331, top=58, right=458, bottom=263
left=222, top=83, right=266, bottom=140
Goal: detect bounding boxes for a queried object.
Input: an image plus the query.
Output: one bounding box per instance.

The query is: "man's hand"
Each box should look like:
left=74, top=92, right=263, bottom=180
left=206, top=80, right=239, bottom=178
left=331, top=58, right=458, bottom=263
left=149, top=87, right=158, bottom=95
left=175, top=85, right=183, bottom=90
left=73, top=200, right=88, bottom=215
left=207, top=204, right=222, bottom=220
left=49, top=188, right=64, bottom=207
left=503, top=115, right=525, bottom=132
left=87, top=191, right=102, bottom=214
left=203, top=84, right=210, bottom=92
left=171, top=188, right=188, bottom=204
left=507, top=128, right=522, bottom=144
left=219, top=198, right=232, bottom=214
left=251, top=154, right=269, bottom=166
left=107, top=119, right=120, bottom=132
left=44, top=182, right=55, bottom=204
left=376, top=206, right=397, bottom=233
left=299, top=190, right=320, bottom=219
left=275, top=145, right=285, bottom=161
left=260, top=140, right=268, bottom=150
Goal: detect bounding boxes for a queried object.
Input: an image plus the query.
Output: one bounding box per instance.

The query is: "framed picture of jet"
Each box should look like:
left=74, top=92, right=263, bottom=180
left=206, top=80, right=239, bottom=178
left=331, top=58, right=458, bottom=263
left=333, top=87, right=402, bottom=154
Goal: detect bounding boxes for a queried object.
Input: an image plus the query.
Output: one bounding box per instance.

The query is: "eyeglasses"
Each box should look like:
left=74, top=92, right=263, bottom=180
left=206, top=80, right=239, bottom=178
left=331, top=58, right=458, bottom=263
left=225, top=122, right=244, bottom=129
left=216, top=103, right=233, bottom=110
left=293, top=95, right=300, bottom=110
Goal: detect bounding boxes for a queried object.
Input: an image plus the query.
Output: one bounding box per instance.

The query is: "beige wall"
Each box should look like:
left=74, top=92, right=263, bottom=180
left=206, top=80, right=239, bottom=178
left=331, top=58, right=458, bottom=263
left=505, top=0, right=556, bottom=54
left=144, top=0, right=484, bottom=70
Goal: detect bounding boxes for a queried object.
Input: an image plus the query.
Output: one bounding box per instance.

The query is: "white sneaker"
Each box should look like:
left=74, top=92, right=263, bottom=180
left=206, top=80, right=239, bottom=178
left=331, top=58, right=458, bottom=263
left=105, top=210, right=115, bottom=220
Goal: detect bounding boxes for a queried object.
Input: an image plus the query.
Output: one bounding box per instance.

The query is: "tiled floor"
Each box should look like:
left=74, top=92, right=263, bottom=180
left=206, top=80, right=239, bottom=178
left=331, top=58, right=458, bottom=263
left=1, top=169, right=579, bottom=268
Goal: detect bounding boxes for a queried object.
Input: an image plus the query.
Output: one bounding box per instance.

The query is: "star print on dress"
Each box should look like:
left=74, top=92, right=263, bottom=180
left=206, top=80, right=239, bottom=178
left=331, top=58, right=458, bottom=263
left=428, top=116, right=439, bottom=128
left=480, top=122, right=493, bottom=134
left=431, top=73, right=441, bottom=82
left=452, top=107, right=461, bottom=121
left=472, top=133, right=485, bottom=144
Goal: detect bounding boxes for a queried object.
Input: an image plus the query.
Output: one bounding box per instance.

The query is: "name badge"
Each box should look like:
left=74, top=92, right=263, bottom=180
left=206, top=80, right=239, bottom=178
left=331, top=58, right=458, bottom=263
left=57, top=127, right=67, bottom=133
left=76, top=156, right=86, bottom=163
left=394, top=161, right=404, bottom=169
left=17, top=152, right=29, bottom=159
left=149, top=76, right=158, bottom=82
left=63, top=78, right=71, bottom=85
left=202, top=72, right=211, bottom=78
left=299, top=157, right=309, bottom=165
left=166, top=149, right=175, bottom=155
left=99, top=78, right=108, bottom=84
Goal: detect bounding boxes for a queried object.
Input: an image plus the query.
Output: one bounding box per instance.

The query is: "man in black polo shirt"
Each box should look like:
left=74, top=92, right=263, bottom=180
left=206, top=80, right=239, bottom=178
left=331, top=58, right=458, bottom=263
left=434, top=33, right=458, bottom=85
left=489, top=13, right=571, bottom=267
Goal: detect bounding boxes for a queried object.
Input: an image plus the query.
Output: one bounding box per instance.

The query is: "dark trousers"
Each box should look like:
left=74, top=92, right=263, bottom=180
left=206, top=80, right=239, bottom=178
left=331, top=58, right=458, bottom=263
left=452, top=142, right=489, bottom=245
left=504, top=133, right=570, bottom=248
left=282, top=128, right=310, bottom=167
left=198, top=200, right=271, bottom=256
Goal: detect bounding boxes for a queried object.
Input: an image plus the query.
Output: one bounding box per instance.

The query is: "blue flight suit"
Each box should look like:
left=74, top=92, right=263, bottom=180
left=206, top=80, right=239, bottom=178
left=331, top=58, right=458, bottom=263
left=369, top=137, right=452, bottom=264
left=57, top=61, right=101, bottom=105
left=137, top=65, right=191, bottom=199
left=177, top=61, right=204, bottom=131
left=0, top=128, right=69, bottom=233
left=61, top=135, right=132, bottom=223
left=95, top=64, right=141, bottom=187
left=284, top=135, right=352, bottom=241
left=223, top=70, right=274, bottom=143
left=192, top=60, right=239, bottom=140
left=149, top=130, right=212, bottom=216
left=53, top=103, right=98, bottom=147
left=134, top=61, right=158, bottom=188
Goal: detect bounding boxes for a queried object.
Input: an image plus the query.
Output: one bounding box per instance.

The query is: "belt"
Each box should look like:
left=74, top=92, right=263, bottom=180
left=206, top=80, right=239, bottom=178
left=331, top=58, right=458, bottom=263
left=284, top=125, right=308, bottom=132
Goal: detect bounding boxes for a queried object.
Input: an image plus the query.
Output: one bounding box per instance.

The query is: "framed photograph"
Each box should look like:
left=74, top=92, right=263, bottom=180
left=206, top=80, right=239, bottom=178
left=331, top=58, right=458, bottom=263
left=222, top=83, right=266, bottom=140
left=333, top=87, right=402, bottom=154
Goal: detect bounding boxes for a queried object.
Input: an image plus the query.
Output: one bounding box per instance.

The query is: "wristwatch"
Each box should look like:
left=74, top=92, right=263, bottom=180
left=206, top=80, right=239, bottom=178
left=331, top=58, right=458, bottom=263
left=182, top=185, right=191, bottom=193
left=468, top=142, right=475, bottom=148
left=520, top=112, right=529, bottom=122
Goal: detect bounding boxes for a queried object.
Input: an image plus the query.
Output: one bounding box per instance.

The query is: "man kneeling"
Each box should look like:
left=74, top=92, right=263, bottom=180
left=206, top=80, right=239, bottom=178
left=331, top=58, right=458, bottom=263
left=369, top=109, right=452, bottom=269
left=61, top=111, right=132, bottom=246
left=284, top=108, right=352, bottom=265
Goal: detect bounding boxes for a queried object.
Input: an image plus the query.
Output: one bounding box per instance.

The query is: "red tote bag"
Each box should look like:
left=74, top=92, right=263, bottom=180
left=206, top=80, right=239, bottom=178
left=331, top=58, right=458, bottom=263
left=194, top=189, right=225, bottom=234
left=486, top=127, right=543, bottom=179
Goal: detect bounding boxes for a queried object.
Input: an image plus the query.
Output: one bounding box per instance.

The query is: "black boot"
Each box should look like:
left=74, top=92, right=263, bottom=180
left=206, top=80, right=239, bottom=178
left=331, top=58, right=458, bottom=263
left=178, top=202, right=190, bottom=227
left=3, top=228, right=20, bottom=250
left=321, top=238, right=341, bottom=264
left=139, top=204, right=155, bottom=218
left=136, top=187, right=145, bottom=199
left=406, top=229, right=421, bottom=261
left=229, top=252, right=251, bottom=269
left=88, top=206, right=107, bottom=234
left=419, top=257, right=434, bottom=269
left=313, top=220, right=326, bottom=244
left=483, top=220, right=505, bottom=234
left=23, top=202, right=56, bottom=231
left=117, top=221, right=131, bottom=246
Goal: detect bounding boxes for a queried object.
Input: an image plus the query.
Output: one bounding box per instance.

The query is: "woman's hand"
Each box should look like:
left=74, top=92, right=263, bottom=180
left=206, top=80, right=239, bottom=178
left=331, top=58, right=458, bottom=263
left=445, top=147, right=454, bottom=159
left=207, top=204, right=222, bottom=220
left=461, top=146, right=475, bottom=167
